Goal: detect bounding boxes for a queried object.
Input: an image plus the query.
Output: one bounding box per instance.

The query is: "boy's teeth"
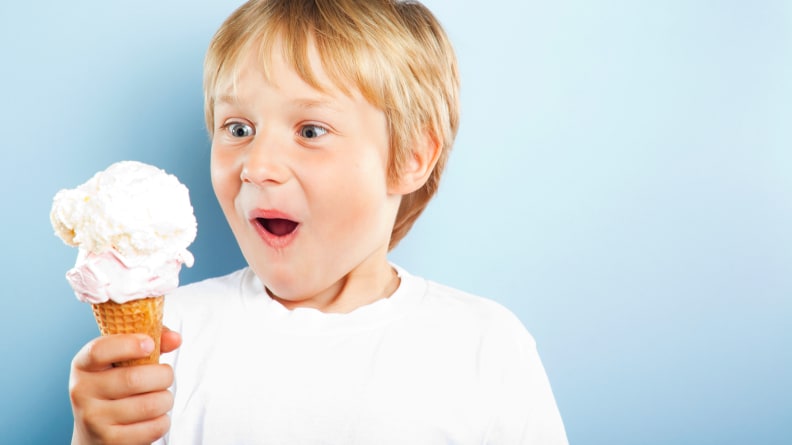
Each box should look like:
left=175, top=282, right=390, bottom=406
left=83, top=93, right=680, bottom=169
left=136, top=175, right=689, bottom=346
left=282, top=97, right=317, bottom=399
left=259, top=218, right=298, bottom=236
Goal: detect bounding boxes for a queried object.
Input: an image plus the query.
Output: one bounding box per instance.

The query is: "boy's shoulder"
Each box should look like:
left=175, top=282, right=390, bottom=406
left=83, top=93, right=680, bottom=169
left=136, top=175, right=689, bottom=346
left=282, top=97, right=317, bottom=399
left=163, top=267, right=252, bottom=319
left=177, top=266, right=249, bottom=290
left=168, top=267, right=248, bottom=300
left=422, top=278, right=522, bottom=319
left=404, top=267, right=536, bottom=347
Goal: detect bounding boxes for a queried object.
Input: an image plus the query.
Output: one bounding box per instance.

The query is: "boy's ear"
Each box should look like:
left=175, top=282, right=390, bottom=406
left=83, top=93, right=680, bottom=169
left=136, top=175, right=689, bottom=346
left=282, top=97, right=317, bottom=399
left=389, top=131, right=442, bottom=195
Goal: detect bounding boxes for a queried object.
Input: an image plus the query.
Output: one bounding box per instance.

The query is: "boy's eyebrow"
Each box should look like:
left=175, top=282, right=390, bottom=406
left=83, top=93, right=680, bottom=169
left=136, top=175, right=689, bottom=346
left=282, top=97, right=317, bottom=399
left=213, top=95, right=344, bottom=111
left=293, top=98, right=343, bottom=112
left=215, top=94, right=239, bottom=105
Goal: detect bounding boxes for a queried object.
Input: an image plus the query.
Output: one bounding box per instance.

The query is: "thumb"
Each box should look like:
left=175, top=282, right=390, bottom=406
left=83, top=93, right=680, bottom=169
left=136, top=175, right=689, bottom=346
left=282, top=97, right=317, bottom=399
left=73, top=334, right=154, bottom=372
left=161, top=325, right=182, bottom=353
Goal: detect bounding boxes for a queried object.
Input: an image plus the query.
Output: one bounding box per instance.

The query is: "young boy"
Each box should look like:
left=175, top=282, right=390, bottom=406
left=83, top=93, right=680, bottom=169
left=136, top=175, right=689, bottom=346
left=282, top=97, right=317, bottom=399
left=68, top=0, right=568, bottom=443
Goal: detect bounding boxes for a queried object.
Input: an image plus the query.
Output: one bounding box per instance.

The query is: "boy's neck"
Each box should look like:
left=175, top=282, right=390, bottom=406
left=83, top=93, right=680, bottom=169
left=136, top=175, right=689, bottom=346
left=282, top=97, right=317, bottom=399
left=268, top=259, right=400, bottom=314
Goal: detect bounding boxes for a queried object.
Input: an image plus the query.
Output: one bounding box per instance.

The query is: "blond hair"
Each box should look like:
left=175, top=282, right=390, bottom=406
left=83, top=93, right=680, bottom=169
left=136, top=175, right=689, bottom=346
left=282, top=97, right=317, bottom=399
left=204, top=0, right=460, bottom=249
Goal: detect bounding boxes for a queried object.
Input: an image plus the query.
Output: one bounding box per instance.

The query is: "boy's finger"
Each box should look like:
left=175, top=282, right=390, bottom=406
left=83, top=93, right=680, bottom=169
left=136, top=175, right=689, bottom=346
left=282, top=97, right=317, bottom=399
left=104, top=390, right=174, bottom=425
left=161, top=326, right=182, bottom=353
left=73, top=334, right=155, bottom=372
left=94, top=414, right=171, bottom=445
left=98, top=364, right=174, bottom=400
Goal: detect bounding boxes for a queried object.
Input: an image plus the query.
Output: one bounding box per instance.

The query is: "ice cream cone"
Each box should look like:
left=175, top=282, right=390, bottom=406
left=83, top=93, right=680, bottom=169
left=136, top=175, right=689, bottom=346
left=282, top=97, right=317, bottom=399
left=91, top=295, right=164, bottom=367
left=52, top=161, right=195, bottom=366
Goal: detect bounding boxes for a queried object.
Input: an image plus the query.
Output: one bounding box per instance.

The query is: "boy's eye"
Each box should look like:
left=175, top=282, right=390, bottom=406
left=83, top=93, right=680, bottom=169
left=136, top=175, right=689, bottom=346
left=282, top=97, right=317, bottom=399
left=226, top=122, right=254, bottom=138
left=299, top=125, right=327, bottom=139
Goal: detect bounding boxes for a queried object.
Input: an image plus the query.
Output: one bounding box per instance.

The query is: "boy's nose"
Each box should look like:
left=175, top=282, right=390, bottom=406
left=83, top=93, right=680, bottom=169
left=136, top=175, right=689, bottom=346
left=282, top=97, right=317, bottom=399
left=240, top=134, right=290, bottom=186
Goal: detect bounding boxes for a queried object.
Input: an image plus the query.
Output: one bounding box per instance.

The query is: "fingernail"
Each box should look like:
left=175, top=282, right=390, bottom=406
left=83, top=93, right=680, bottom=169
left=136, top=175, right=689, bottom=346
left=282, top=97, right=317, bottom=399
left=141, top=337, right=155, bottom=353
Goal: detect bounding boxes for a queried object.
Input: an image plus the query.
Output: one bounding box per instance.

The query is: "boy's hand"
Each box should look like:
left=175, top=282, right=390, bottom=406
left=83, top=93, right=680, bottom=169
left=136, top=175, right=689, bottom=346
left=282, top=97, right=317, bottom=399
left=69, top=327, right=182, bottom=445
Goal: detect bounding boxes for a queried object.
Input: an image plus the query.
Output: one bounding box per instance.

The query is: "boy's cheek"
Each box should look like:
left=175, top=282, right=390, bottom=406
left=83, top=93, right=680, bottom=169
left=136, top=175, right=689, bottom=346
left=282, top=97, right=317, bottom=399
left=210, top=148, right=240, bottom=183
left=209, top=154, right=243, bottom=212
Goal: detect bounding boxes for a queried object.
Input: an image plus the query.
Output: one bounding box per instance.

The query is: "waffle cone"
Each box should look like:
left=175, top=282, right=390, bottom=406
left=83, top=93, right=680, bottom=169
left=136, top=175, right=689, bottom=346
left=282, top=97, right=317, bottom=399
left=91, top=296, right=164, bottom=367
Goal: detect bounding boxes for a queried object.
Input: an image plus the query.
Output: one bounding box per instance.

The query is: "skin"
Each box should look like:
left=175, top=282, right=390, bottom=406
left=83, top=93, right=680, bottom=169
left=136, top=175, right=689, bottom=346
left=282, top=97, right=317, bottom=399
left=70, top=36, right=441, bottom=444
left=70, top=329, right=181, bottom=445
left=210, top=38, right=439, bottom=313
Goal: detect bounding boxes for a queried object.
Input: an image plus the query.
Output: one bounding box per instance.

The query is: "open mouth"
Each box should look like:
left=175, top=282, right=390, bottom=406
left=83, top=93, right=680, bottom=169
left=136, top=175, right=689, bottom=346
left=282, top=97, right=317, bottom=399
left=257, top=218, right=299, bottom=237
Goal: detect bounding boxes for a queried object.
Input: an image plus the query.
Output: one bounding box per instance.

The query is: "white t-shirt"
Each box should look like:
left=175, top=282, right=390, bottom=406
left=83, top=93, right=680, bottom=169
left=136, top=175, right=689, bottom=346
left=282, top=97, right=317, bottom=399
left=155, top=266, right=568, bottom=444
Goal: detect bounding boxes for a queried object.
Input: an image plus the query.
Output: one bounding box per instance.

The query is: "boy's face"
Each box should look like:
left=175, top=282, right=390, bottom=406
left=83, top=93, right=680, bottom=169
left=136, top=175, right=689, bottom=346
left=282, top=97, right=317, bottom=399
left=210, top=39, right=401, bottom=308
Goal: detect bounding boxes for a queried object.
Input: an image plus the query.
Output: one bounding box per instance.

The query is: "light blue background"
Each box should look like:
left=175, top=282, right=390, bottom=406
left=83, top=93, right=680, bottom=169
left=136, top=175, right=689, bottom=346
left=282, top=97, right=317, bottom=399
left=1, top=1, right=790, bottom=443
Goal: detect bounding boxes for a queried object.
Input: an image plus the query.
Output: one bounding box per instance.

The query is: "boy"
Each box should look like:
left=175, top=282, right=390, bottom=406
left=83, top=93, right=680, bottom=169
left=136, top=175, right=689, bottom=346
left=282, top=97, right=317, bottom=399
left=68, top=0, right=568, bottom=443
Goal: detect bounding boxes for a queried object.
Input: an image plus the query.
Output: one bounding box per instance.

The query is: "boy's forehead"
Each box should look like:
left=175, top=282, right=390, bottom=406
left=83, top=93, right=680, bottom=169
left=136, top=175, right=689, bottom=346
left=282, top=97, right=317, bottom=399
left=211, top=39, right=365, bottom=107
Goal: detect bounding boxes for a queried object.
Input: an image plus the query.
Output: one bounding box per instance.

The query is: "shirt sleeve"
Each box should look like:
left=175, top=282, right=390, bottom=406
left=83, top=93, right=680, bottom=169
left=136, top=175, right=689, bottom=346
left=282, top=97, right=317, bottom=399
left=480, top=311, right=569, bottom=445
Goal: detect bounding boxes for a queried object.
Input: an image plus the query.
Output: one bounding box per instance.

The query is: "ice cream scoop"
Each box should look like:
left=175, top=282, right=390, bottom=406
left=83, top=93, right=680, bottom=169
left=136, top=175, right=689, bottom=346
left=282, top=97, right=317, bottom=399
left=51, top=160, right=197, bottom=365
